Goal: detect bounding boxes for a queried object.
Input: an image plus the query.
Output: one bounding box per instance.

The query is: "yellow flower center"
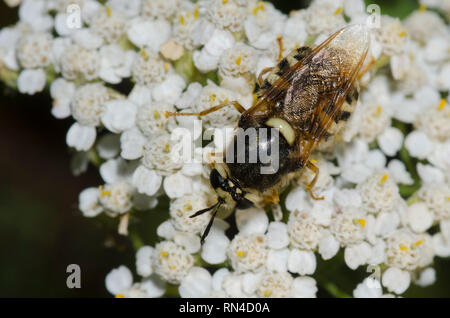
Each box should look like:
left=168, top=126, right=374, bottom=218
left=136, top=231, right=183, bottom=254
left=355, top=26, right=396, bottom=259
left=253, top=2, right=265, bottom=14
left=141, top=49, right=148, bottom=60
left=333, top=7, right=342, bottom=16
left=355, top=219, right=366, bottom=228
left=379, top=174, right=389, bottom=184
left=375, top=105, right=383, bottom=116
left=263, top=289, right=272, bottom=297
left=438, top=98, right=446, bottom=110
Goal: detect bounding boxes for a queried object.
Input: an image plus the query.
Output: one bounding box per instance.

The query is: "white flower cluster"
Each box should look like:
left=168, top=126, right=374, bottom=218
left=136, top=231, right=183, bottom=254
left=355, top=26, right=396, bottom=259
left=1, top=0, right=449, bottom=298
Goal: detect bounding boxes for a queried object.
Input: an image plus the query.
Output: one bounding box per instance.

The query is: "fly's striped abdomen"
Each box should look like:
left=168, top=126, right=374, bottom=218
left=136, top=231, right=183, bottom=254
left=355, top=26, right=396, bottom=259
left=255, top=46, right=313, bottom=98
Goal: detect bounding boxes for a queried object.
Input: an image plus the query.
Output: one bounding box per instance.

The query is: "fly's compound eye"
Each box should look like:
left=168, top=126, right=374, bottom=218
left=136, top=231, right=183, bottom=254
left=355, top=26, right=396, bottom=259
left=210, top=169, right=224, bottom=189
left=236, top=197, right=253, bottom=210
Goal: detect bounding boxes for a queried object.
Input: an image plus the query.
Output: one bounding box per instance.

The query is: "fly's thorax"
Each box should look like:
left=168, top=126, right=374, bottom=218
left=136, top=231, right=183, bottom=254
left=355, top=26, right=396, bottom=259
left=221, top=115, right=300, bottom=193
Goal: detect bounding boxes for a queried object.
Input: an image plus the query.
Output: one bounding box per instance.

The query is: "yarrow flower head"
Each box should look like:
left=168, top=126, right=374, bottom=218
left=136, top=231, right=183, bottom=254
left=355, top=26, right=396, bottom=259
left=1, top=0, right=449, bottom=298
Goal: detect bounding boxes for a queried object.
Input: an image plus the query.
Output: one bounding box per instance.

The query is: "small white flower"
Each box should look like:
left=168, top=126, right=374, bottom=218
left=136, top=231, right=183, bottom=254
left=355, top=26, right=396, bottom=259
left=179, top=267, right=212, bottom=298
left=287, top=211, right=323, bottom=250
left=18, top=0, right=53, bottom=32
left=353, top=277, right=382, bottom=298
left=105, top=265, right=133, bottom=296
left=141, top=0, right=180, bottom=19
left=212, top=268, right=230, bottom=293
left=204, top=0, right=246, bottom=32
left=417, top=163, right=445, bottom=185
left=17, top=32, right=52, bottom=69
left=152, top=74, right=186, bottom=105
left=291, top=276, right=318, bottom=298
left=318, top=230, right=340, bottom=260
left=202, top=219, right=231, bottom=265
left=287, top=249, right=316, bottom=276
left=284, top=186, right=310, bottom=213
left=99, top=44, right=134, bottom=84
left=333, top=189, right=362, bottom=209
left=344, top=242, right=372, bottom=270
left=357, top=173, right=401, bottom=215
left=266, top=222, right=289, bottom=250
left=79, top=187, right=103, bottom=217
left=377, top=127, right=403, bottom=156
left=17, top=69, right=46, bottom=95
left=140, top=274, right=167, bottom=298
left=193, top=49, right=220, bottom=73
left=157, top=220, right=177, bottom=241
left=71, top=83, right=111, bottom=127
left=227, top=234, right=267, bottom=273
left=170, top=193, right=210, bottom=234
left=433, top=232, right=450, bottom=257
left=99, top=158, right=134, bottom=184
left=382, top=267, right=411, bottom=295
left=415, top=267, right=436, bottom=287
left=66, top=123, right=96, bottom=151
left=418, top=184, right=450, bottom=221
left=256, top=271, right=293, bottom=298
left=142, top=133, right=184, bottom=175
left=235, top=207, right=269, bottom=235
left=404, top=130, right=433, bottom=159
left=101, top=99, right=137, bottom=134
left=153, top=241, right=194, bottom=284
left=163, top=172, right=193, bottom=199
left=405, top=202, right=434, bottom=233
left=330, top=207, right=367, bottom=245
left=387, top=160, right=413, bottom=185
left=174, top=232, right=201, bottom=254
left=98, top=181, right=134, bottom=215
left=266, top=248, right=289, bottom=273
left=120, top=128, right=146, bottom=160
left=127, top=18, right=171, bottom=52
left=373, top=211, right=400, bottom=238
left=219, top=43, right=257, bottom=78
left=386, top=230, right=434, bottom=271
left=60, top=45, right=100, bottom=81
left=96, top=134, right=120, bottom=160
left=50, top=78, right=75, bottom=119
left=132, top=166, right=162, bottom=196
left=106, top=0, right=142, bottom=18
left=136, top=246, right=154, bottom=278
left=90, top=8, right=126, bottom=43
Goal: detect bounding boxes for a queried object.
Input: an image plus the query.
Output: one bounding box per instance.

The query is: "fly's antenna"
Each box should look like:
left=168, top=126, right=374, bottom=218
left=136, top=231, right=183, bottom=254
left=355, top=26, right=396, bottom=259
left=190, top=200, right=223, bottom=245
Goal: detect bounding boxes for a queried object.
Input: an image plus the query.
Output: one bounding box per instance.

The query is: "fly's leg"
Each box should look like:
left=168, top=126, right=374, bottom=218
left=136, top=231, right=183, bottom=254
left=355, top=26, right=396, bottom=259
left=164, top=101, right=245, bottom=118
left=306, top=160, right=324, bottom=200
left=277, top=35, right=284, bottom=61
left=256, top=37, right=283, bottom=87
left=257, top=67, right=274, bottom=86
left=357, top=56, right=375, bottom=80
left=264, top=188, right=280, bottom=205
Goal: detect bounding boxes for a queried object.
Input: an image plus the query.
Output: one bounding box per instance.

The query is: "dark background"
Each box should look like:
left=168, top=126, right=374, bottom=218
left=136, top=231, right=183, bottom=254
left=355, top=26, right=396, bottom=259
left=0, top=0, right=448, bottom=298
